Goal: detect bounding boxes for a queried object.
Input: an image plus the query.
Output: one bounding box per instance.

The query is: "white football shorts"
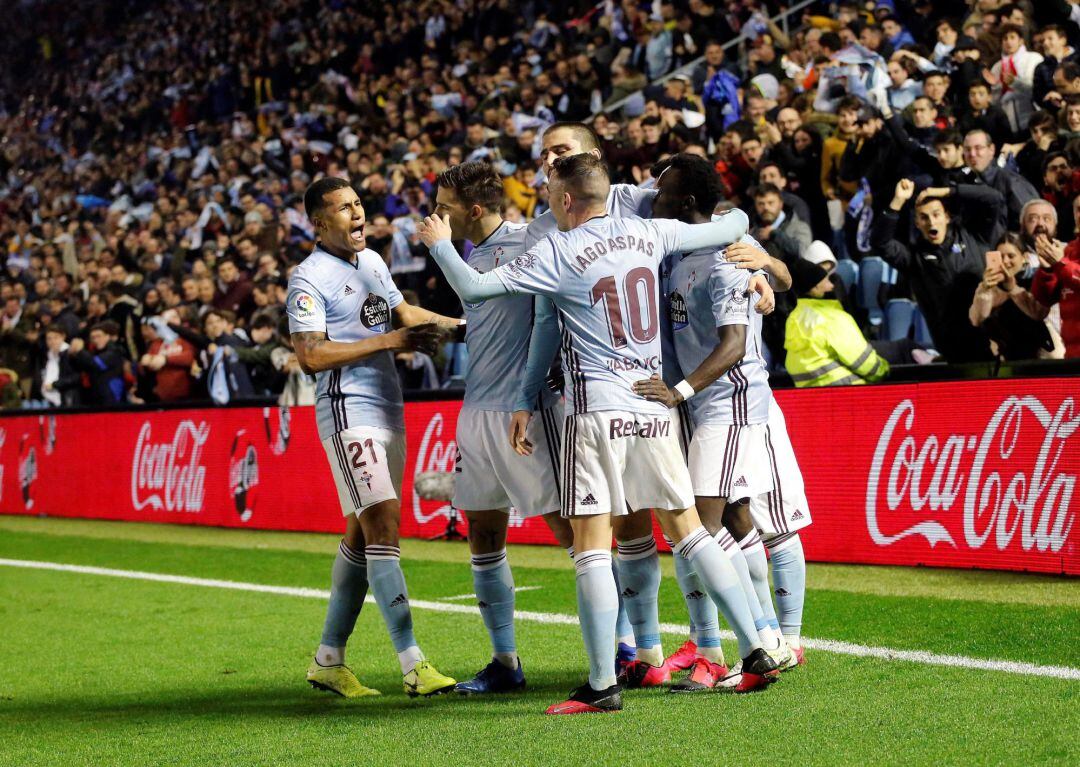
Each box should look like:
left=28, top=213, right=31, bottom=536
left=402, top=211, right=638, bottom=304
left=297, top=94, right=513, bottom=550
left=748, top=398, right=811, bottom=535
left=561, top=410, right=694, bottom=517
left=322, top=426, right=406, bottom=517
left=452, top=402, right=563, bottom=518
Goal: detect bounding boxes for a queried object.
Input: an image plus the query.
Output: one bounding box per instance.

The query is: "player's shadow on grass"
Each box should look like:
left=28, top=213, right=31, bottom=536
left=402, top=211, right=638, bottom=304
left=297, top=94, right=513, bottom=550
left=0, top=674, right=588, bottom=723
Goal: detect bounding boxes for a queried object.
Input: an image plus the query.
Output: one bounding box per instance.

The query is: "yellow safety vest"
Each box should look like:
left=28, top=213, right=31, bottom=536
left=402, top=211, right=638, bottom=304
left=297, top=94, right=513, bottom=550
left=784, top=298, right=889, bottom=387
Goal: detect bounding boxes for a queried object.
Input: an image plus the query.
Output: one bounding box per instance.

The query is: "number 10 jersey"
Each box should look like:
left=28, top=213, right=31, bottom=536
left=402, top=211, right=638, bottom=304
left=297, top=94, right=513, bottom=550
left=493, top=214, right=684, bottom=416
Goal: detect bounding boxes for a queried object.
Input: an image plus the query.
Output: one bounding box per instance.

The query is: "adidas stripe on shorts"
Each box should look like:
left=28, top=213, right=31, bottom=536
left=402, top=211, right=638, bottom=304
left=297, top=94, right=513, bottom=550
left=747, top=397, right=811, bottom=535
left=561, top=410, right=694, bottom=517
left=452, top=402, right=563, bottom=517
left=321, top=425, right=406, bottom=516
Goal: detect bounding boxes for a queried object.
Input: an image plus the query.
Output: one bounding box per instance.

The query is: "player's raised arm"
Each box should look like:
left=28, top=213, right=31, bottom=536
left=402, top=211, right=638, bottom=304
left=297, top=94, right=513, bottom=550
left=418, top=214, right=515, bottom=302
left=668, top=208, right=750, bottom=253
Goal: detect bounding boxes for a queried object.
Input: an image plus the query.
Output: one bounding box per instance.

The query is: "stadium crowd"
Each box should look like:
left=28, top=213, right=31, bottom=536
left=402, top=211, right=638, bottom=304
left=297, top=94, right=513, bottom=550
left=1, top=0, right=1079, bottom=408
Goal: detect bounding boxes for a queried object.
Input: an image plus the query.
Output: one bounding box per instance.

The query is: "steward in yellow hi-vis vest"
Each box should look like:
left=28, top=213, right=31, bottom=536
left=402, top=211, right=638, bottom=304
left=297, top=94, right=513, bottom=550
left=784, top=260, right=889, bottom=387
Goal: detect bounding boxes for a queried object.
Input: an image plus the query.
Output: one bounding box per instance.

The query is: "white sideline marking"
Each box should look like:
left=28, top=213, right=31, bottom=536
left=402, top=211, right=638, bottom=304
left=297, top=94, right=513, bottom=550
left=3, top=557, right=1077, bottom=682
left=439, top=586, right=542, bottom=602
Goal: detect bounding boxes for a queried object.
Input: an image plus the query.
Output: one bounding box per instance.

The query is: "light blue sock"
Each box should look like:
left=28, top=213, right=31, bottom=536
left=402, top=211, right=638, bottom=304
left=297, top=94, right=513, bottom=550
left=615, top=536, right=661, bottom=659
left=472, top=550, right=517, bottom=659
left=575, top=550, right=618, bottom=690
left=767, top=533, right=806, bottom=642
left=611, top=557, right=635, bottom=647
left=665, top=534, right=720, bottom=650
left=674, top=527, right=761, bottom=658
left=742, top=530, right=780, bottom=631
left=366, top=544, right=422, bottom=673
left=317, top=540, right=368, bottom=664
left=717, top=528, right=768, bottom=631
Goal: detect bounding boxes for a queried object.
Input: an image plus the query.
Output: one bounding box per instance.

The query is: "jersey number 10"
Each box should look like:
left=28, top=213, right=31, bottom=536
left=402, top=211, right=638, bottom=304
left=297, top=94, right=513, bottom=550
left=590, top=267, right=659, bottom=349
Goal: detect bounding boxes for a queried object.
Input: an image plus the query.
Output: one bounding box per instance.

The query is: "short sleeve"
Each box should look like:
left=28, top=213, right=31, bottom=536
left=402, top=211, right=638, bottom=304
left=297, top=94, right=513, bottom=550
left=286, top=275, right=326, bottom=333
left=493, top=238, right=561, bottom=296
left=613, top=184, right=657, bottom=217
left=645, top=218, right=683, bottom=259
left=709, top=260, right=752, bottom=328
left=374, top=255, right=404, bottom=309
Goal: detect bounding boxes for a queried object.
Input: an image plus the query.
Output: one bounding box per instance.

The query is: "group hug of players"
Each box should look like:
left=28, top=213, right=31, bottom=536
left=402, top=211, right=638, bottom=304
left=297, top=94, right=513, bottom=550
left=286, top=122, right=811, bottom=715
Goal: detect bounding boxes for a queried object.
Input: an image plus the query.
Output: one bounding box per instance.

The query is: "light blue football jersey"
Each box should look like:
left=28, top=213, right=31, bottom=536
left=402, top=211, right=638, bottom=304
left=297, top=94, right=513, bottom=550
left=663, top=244, right=771, bottom=427
left=523, top=183, right=656, bottom=249
left=461, top=221, right=558, bottom=412
left=494, top=215, right=693, bottom=416
left=286, top=245, right=405, bottom=440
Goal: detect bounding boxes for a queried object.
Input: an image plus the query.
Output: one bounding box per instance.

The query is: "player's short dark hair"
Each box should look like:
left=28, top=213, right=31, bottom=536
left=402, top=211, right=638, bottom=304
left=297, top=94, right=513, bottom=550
left=924, top=70, right=949, bottom=82
left=436, top=161, right=504, bottom=212
left=968, top=80, right=990, bottom=92
left=105, top=281, right=127, bottom=298
left=754, top=182, right=784, bottom=200
left=303, top=177, right=352, bottom=220
left=543, top=122, right=601, bottom=153
left=549, top=153, right=609, bottom=205
left=44, top=324, right=66, bottom=339
left=998, top=23, right=1024, bottom=39
left=756, top=160, right=784, bottom=179
left=651, top=153, right=723, bottom=217
left=1043, top=24, right=1068, bottom=40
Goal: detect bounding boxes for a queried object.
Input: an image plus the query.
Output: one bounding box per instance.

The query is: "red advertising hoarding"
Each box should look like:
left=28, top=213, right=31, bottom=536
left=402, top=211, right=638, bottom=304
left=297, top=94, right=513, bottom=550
left=1, top=377, right=1076, bottom=574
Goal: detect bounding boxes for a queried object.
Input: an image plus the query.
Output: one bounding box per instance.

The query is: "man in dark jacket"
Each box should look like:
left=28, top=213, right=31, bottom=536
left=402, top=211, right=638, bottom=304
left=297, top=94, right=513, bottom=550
left=871, top=179, right=1004, bottom=363
left=68, top=321, right=127, bottom=404
left=961, top=129, right=1039, bottom=229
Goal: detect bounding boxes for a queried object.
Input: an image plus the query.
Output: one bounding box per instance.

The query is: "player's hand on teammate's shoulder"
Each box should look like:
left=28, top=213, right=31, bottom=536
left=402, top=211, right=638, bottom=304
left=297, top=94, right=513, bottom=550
left=748, top=274, right=775, bottom=315
left=386, top=322, right=442, bottom=355
left=508, top=410, right=534, bottom=456
left=417, top=214, right=453, bottom=248
left=725, top=242, right=769, bottom=271
left=632, top=373, right=680, bottom=408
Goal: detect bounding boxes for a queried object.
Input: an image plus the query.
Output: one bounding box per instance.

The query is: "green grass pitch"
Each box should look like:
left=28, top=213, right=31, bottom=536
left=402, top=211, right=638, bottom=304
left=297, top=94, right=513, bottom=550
left=0, top=516, right=1076, bottom=767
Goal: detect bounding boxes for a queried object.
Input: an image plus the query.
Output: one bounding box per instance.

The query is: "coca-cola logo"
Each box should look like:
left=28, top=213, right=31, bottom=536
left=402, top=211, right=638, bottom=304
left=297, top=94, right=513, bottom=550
left=411, top=413, right=458, bottom=525
left=131, top=421, right=210, bottom=513
left=867, top=397, right=1078, bottom=554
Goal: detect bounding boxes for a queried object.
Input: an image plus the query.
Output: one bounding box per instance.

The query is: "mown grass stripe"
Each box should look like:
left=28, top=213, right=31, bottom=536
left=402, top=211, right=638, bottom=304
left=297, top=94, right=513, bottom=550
left=2, top=556, right=1077, bottom=682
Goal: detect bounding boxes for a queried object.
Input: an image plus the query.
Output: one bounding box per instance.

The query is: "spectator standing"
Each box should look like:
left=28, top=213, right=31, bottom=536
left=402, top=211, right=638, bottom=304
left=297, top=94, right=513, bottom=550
left=961, top=129, right=1040, bottom=229
left=990, top=25, right=1044, bottom=136
left=968, top=233, right=1057, bottom=360
left=139, top=314, right=197, bottom=402
left=68, top=322, right=127, bottom=405
left=871, top=179, right=1004, bottom=363
left=1032, top=196, right=1080, bottom=358
left=39, top=326, right=81, bottom=408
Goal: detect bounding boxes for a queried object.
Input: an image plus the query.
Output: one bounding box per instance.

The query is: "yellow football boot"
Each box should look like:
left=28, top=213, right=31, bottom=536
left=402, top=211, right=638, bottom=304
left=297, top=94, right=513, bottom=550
left=306, top=660, right=381, bottom=698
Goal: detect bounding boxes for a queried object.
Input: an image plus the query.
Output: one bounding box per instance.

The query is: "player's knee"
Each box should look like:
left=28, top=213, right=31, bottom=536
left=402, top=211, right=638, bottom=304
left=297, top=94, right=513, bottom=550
left=465, top=511, right=509, bottom=553
left=722, top=501, right=753, bottom=539
left=358, top=501, right=400, bottom=546
left=542, top=512, right=574, bottom=549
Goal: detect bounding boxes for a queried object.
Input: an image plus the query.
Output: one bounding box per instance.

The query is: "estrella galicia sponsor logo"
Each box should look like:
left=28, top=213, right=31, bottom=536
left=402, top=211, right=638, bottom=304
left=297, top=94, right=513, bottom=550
left=360, top=292, right=390, bottom=329
left=670, top=290, right=688, bottom=330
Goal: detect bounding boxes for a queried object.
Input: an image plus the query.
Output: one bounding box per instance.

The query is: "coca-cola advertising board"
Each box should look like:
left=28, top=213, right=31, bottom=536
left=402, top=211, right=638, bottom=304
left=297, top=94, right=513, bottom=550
left=0, top=377, right=1076, bottom=575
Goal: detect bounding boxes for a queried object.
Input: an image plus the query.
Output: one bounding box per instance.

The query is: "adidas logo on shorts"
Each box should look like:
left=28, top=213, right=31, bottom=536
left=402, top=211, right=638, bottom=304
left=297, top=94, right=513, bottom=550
left=734, top=476, right=748, bottom=488
left=621, top=587, right=638, bottom=598
left=344, top=284, right=356, bottom=296
left=477, top=600, right=489, bottom=609
left=791, top=510, right=804, bottom=520
left=775, top=587, right=790, bottom=597
left=389, top=593, right=408, bottom=607
left=581, top=494, right=598, bottom=506
left=686, top=590, right=706, bottom=600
